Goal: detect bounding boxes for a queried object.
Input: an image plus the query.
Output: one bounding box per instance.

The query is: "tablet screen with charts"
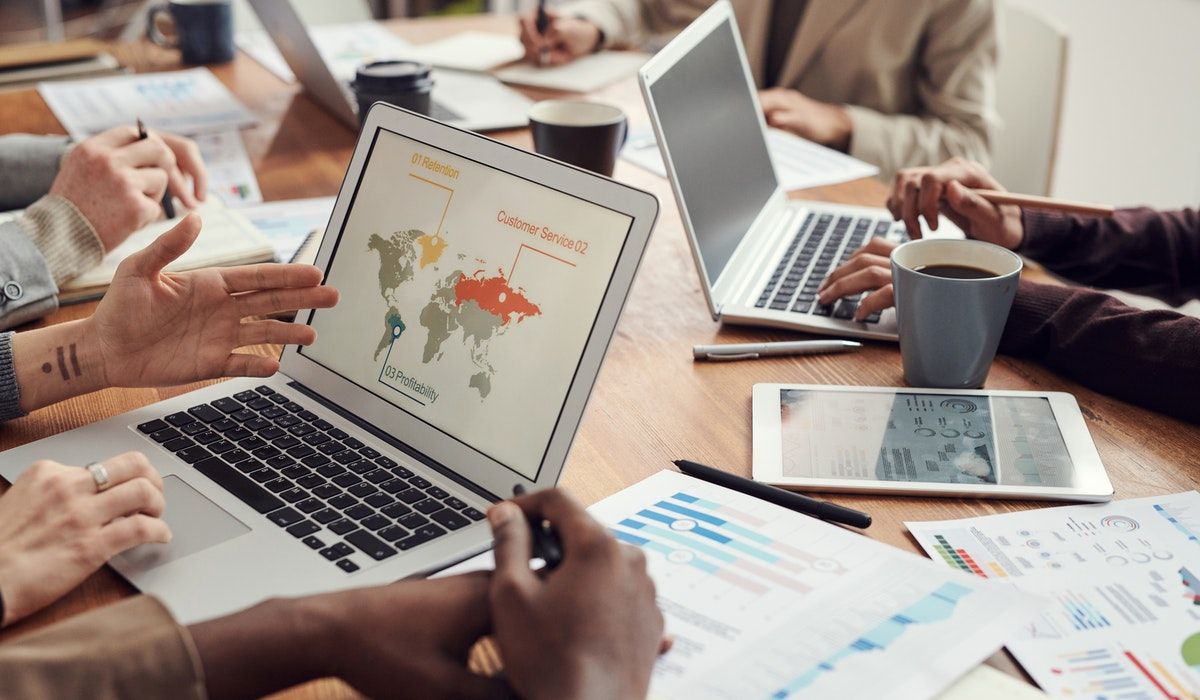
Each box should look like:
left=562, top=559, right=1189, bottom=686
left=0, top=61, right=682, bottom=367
left=751, top=384, right=1113, bottom=501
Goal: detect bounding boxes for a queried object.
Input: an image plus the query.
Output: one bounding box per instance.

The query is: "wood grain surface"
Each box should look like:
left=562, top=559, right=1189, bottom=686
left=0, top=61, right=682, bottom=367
left=0, top=14, right=1195, bottom=699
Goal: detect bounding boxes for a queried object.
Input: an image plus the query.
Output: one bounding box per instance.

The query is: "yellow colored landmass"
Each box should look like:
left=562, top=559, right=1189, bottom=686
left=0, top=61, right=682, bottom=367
left=416, top=234, right=447, bottom=269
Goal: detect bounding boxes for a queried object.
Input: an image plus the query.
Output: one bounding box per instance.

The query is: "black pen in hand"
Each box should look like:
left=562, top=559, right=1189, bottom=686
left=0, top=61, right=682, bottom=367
left=535, top=0, right=550, bottom=66
left=512, top=484, right=564, bottom=571
left=136, top=118, right=176, bottom=219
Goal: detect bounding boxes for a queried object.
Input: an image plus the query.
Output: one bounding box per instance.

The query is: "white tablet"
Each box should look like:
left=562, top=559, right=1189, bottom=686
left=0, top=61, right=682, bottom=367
left=752, top=384, right=1114, bottom=502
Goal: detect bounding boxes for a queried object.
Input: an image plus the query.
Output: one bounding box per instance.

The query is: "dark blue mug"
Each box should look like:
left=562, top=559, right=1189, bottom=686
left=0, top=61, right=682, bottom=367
left=147, top=0, right=235, bottom=65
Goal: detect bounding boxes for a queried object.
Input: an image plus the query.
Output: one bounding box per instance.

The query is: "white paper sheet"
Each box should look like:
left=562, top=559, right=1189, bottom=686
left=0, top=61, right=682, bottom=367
left=937, top=665, right=1046, bottom=699
left=406, top=32, right=524, bottom=72
left=238, top=196, right=335, bottom=263
left=441, top=470, right=1042, bottom=700
left=38, top=68, right=257, bottom=139
left=907, top=492, right=1200, bottom=699
left=494, top=51, right=647, bottom=92
left=622, top=127, right=880, bottom=191
left=193, top=129, right=262, bottom=207
left=237, top=21, right=414, bottom=83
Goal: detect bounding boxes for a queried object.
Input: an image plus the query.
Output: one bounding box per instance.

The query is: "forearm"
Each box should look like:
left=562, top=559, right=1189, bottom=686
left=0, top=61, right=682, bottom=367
left=189, top=596, right=337, bottom=700
left=11, top=318, right=107, bottom=413
left=999, top=280, right=1200, bottom=422
left=843, top=106, right=992, bottom=178
left=1019, top=207, right=1200, bottom=305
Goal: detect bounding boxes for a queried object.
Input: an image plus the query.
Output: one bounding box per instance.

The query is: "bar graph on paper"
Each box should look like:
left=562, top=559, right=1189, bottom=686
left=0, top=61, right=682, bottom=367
left=591, top=472, right=1042, bottom=700
left=908, top=492, right=1200, bottom=700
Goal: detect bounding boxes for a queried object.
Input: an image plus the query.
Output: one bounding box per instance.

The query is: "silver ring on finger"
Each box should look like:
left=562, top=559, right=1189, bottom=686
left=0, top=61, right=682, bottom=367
left=85, top=462, right=111, bottom=493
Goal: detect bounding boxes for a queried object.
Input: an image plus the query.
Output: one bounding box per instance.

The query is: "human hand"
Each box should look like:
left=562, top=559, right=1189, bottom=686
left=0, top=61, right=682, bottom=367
left=0, top=452, right=170, bottom=625
left=89, top=214, right=339, bottom=388
left=190, top=573, right=511, bottom=699
left=49, top=126, right=208, bottom=252
left=888, top=158, right=1024, bottom=247
left=488, top=489, right=664, bottom=700
left=518, top=9, right=601, bottom=66
left=816, top=237, right=900, bottom=321
left=759, top=88, right=853, bottom=151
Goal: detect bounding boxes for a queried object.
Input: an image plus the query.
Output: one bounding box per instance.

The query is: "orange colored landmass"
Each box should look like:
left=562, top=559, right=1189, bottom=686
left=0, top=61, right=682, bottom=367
left=416, top=234, right=447, bottom=269
left=454, top=272, right=540, bottom=323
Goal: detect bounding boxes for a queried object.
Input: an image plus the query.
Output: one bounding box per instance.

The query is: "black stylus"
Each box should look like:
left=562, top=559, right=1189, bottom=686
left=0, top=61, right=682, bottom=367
left=673, top=460, right=872, bottom=529
left=512, top=484, right=564, bottom=570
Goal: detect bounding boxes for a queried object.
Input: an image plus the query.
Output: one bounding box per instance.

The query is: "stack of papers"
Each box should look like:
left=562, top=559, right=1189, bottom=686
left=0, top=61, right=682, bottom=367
left=622, top=127, right=880, bottom=191
left=907, top=492, right=1200, bottom=698
left=443, top=470, right=1042, bottom=699
left=38, top=67, right=257, bottom=140
left=58, top=199, right=275, bottom=303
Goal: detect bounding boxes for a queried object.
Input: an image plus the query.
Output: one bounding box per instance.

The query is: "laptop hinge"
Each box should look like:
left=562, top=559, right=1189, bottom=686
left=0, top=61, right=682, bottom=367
left=286, top=380, right=502, bottom=504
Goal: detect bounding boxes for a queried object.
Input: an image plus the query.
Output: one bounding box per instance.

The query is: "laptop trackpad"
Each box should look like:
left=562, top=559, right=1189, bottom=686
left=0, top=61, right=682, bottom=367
left=115, top=475, right=251, bottom=570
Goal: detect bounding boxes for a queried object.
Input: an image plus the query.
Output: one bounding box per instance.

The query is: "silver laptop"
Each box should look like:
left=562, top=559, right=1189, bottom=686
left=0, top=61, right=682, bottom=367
left=249, top=0, right=532, bottom=132
left=0, top=103, right=657, bottom=624
left=638, top=1, right=962, bottom=342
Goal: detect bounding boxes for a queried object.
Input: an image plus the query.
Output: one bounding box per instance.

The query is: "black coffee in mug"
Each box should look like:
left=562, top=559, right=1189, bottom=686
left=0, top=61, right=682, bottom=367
left=913, top=264, right=998, bottom=280
left=528, top=100, right=627, bottom=177
left=147, top=0, right=234, bottom=65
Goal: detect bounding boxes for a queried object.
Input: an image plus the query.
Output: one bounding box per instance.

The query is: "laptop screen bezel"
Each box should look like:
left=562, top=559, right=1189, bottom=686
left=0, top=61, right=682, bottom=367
left=279, top=104, right=658, bottom=498
left=637, top=0, right=787, bottom=318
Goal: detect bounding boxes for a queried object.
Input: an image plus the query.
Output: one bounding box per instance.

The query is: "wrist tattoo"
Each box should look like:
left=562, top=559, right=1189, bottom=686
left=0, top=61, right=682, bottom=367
left=41, top=344, right=81, bottom=381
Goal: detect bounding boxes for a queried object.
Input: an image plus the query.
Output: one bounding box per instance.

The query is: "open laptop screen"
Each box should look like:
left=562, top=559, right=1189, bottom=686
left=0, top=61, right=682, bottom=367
left=647, top=15, right=778, bottom=286
left=302, top=127, right=633, bottom=480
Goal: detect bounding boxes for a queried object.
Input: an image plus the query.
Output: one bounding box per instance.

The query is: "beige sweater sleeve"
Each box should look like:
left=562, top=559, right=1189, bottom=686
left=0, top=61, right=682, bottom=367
left=844, top=0, right=998, bottom=176
left=0, top=595, right=207, bottom=700
left=556, top=0, right=710, bottom=48
left=17, top=194, right=105, bottom=286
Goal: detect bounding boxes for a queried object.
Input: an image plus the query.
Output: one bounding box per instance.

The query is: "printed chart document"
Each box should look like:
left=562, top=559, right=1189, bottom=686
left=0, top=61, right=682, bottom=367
left=907, top=492, right=1200, bottom=699
left=495, top=51, right=648, bottom=92
left=238, top=196, right=335, bottom=263
left=622, top=127, right=880, bottom=191
left=38, top=67, right=256, bottom=139
left=194, top=129, right=262, bottom=207
left=443, top=471, right=1042, bottom=699
left=60, top=199, right=273, bottom=303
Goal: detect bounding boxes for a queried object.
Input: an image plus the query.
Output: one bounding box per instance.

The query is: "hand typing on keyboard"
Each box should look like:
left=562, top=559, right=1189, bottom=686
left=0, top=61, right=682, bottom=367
left=817, top=237, right=901, bottom=322
left=11, top=214, right=340, bottom=414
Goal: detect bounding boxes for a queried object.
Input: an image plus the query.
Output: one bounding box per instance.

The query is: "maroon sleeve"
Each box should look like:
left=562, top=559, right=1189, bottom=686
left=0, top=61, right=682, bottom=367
left=1019, top=207, right=1200, bottom=306
left=999, top=279, right=1200, bottom=423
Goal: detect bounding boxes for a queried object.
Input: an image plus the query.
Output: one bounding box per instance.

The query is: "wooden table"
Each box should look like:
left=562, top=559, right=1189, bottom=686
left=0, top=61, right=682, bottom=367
left=1, top=13, right=1197, bottom=699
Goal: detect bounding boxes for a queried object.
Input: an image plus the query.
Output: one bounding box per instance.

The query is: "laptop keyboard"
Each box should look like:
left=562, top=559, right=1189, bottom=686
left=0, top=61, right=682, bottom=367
left=754, top=212, right=908, bottom=323
left=134, top=386, right=485, bottom=573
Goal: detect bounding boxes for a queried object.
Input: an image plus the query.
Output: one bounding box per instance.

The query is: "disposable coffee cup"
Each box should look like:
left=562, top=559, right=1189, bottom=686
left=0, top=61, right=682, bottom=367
left=147, top=0, right=235, bottom=65
left=351, top=61, right=435, bottom=127
left=528, top=100, right=627, bottom=177
left=891, top=239, right=1022, bottom=388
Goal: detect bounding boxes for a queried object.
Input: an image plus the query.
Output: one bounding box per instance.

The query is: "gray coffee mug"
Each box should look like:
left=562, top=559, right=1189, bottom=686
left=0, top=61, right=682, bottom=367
left=891, top=239, right=1022, bottom=388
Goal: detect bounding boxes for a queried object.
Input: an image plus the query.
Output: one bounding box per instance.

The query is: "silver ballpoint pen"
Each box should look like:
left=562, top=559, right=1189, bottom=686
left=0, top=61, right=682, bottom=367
left=692, top=339, right=862, bottom=361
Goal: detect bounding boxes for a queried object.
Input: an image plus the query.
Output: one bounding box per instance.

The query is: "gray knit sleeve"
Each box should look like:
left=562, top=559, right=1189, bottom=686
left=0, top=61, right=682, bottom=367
left=0, top=134, right=71, bottom=211
left=0, top=332, right=24, bottom=421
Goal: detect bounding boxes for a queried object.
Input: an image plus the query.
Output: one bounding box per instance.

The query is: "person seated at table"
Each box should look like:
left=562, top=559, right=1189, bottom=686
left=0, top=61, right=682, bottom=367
left=0, top=126, right=207, bottom=330
left=816, top=158, right=1200, bottom=423
left=518, top=0, right=998, bottom=177
left=0, top=479, right=665, bottom=699
left=0, top=216, right=665, bottom=698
